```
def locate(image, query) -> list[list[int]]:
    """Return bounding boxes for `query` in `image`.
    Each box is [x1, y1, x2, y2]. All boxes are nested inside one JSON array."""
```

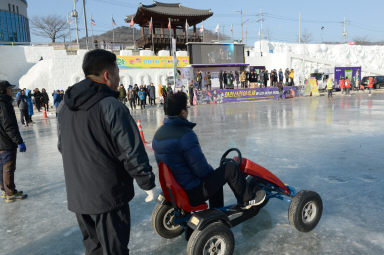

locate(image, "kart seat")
[[158, 162, 208, 213]]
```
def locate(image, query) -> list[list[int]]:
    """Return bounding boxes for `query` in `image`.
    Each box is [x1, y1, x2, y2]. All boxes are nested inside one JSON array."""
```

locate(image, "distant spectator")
[[52, 90, 62, 117], [138, 88, 146, 109], [149, 83, 156, 105], [205, 72, 212, 90], [285, 68, 290, 84], [127, 88, 136, 110], [118, 84, 127, 103], [17, 90, 29, 126], [41, 88, 49, 111], [279, 69, 284, 83], [33, 88, 42, 112], [25, 89, 34, 123], [289, 69, 295, 86]]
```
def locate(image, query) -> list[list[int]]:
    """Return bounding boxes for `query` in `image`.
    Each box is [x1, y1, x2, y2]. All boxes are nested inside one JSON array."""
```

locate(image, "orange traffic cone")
[[137, 120, 149, 144], [42, 107, 48, 119]]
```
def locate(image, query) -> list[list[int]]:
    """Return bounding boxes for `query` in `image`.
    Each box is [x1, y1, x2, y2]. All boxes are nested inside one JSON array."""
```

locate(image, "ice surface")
[[1, 93, 384, 254]]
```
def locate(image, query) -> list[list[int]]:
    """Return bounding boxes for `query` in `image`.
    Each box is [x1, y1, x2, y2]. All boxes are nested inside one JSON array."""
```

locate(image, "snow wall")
[[247, 40, 384, 85], [0, 41, 383, 98]]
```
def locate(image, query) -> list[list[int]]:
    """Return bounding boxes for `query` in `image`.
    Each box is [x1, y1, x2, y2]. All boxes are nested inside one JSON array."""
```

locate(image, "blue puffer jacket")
[[152, 117, 213, 190]]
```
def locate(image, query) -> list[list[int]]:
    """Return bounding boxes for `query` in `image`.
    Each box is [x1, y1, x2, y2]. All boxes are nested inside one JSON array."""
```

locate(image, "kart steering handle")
[[220, 148, 242, 167]]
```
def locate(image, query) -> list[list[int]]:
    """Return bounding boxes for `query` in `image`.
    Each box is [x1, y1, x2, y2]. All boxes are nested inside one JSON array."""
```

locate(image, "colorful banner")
[[194, 87, 299, 105], [117, 56, 189, 69]]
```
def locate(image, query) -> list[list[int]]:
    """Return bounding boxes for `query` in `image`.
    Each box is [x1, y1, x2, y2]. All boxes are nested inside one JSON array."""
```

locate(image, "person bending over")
[[152, 92, 265, 209]]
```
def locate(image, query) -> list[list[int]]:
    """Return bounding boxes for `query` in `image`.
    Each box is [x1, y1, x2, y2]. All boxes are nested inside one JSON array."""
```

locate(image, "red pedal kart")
[[152, 148, 323, 255]]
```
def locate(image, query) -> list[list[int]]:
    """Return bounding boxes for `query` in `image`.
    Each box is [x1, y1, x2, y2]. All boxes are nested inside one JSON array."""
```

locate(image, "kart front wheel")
[[151, 203, 184, 239], [288, 190, 323, 232], [187, 222, 234, 255]]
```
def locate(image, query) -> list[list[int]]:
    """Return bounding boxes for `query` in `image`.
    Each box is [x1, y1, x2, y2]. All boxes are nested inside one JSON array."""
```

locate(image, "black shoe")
[[242, 190, 266, 209]]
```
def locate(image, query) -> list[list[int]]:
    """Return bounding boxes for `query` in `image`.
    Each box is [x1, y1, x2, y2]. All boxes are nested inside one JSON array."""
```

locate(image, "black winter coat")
[[0, 95, 23, 150], [58, 78, 155, 214]]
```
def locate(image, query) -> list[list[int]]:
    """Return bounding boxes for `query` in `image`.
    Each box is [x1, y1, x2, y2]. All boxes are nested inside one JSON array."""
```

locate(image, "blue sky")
[[28, 0, 384, 45]]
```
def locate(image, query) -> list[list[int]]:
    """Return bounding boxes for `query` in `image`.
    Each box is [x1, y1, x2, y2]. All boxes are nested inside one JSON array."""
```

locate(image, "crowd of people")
[[118, 83, 175, 110], [15, 88, 64, 126], [194, 68, 295, 90]]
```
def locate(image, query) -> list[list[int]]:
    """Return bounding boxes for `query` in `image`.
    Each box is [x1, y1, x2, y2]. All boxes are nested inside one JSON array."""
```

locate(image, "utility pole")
[[245, 24, 248, 45], [260, 9, 263, 41], [71, 0, 79, 45], [299, 12, 301, 44], [343, 17, 347, 43], [82, 0, 89, 50], [241, 9, 243, 42]]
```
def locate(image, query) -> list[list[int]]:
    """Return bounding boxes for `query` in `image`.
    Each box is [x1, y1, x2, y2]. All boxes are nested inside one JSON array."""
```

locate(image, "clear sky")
[[28, 0, 384, 45]]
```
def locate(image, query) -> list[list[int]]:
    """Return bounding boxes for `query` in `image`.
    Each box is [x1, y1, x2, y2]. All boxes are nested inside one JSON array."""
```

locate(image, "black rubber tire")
[[187, 222, 234, 255], [288, 190, 323, 232], [151, 203, 184, 239]]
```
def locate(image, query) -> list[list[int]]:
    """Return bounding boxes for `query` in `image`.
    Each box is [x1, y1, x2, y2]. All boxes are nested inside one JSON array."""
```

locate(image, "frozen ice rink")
[[1, 93, 384, 255]]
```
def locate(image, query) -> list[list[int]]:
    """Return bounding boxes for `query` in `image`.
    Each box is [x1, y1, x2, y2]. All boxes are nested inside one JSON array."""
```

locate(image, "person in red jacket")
[[345, 77, 351, 96], [368, 76, 374, 95], [340, 77, 345, 94]]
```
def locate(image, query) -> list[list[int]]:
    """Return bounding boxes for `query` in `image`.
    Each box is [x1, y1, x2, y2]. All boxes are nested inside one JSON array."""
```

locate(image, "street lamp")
[[71, 0, 79, 45]]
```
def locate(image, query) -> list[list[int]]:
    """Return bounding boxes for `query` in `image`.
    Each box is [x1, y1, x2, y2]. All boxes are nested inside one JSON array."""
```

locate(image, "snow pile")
[[247, 40, 384, 84]]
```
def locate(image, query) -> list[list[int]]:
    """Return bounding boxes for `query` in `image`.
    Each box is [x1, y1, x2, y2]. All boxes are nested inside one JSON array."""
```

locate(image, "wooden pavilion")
[[125, 1, 213, 52]]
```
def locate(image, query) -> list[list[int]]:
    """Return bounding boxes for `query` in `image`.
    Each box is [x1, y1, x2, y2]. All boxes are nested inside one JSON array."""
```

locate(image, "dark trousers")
[[327, 89, 333, 98], [76, 204, 131, 255], [149, 98, 156, 105], [35, 101, 41, 112], [140, 100, 145, 109], [129, 99, 135, 110], [20, 109, 28, 125], [186, 162, 253, 208], [346, 87, 350, 95], [42, 103, 49, 111], [0, 150, 17, 196], [219, 80, 223, 89], [197, 81, 202, 90]]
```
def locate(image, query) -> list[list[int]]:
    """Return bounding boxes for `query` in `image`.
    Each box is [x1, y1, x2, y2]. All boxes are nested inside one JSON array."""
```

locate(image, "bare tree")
[[300, 30, 313, 43], [31, 15, 68, 43]]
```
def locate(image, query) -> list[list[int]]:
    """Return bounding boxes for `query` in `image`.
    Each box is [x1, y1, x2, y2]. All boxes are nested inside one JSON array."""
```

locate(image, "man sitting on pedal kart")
[[152, 92, 266, 209]]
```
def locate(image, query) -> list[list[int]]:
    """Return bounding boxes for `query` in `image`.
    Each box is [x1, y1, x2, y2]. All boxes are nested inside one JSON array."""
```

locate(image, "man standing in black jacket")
[[57, 49, 155, 254], [0, 80, 27, 203]]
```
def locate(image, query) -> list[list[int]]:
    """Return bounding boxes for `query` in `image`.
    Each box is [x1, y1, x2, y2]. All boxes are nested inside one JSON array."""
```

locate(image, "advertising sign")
[[194, 87, 299, 104], [117, 56, 189, 69], [334, 67, 361, 89]]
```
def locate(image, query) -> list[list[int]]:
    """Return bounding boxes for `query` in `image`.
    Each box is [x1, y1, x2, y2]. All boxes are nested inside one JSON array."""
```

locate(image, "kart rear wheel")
[[152, 203, 184, 239], [187, 222, 234, 255], [288, 190, 323, 232]]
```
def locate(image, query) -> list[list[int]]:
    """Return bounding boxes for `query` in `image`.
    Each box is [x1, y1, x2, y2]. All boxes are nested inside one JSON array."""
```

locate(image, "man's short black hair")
[[165, 91, 187, 116], [82, 49, 117, 76]]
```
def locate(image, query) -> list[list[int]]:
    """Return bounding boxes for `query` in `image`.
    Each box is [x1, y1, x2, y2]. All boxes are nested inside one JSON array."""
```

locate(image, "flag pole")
[[91, 16, 94, 49], [169, 18, 172, 55], [112, 16, 115, 50], [151, 17, 154, 52], [186, 19, 188, 44]]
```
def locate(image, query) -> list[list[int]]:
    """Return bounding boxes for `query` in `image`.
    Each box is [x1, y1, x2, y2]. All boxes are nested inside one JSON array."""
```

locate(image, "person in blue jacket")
[[25, 89, 34, 123], [152, 92, 266, 209], [52, 90, 62, 117], [138, 87, 146, 109]]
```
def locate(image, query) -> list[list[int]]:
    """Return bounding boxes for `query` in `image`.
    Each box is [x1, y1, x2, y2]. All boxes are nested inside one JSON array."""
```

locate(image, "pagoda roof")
[[125, 1, 213, 27]]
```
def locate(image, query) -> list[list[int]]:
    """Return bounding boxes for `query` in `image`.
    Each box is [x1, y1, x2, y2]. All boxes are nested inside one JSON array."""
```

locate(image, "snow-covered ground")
[[1, 93, 384, 254]]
